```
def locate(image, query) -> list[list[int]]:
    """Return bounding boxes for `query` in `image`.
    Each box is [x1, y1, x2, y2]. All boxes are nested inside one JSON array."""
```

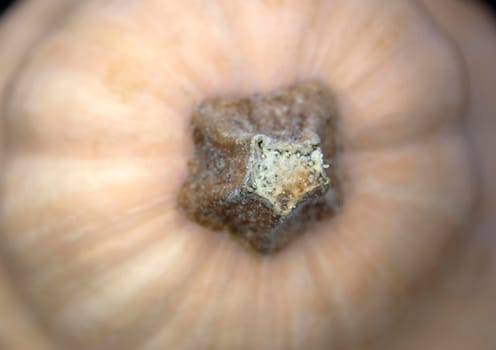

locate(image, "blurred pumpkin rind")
[[0, 1, 485, 350]]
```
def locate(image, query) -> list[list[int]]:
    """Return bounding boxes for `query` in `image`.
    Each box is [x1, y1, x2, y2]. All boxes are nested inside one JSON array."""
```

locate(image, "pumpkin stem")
[[178, 81, 342, 254]]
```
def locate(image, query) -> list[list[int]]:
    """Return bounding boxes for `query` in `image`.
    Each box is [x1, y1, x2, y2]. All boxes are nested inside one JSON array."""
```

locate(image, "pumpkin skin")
[[0, 0, 493, 349]]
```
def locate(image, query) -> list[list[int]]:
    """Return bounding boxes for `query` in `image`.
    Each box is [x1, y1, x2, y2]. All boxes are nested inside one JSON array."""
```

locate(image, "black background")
[[1, 0, 496, 16], [0, 0, 14, 14]]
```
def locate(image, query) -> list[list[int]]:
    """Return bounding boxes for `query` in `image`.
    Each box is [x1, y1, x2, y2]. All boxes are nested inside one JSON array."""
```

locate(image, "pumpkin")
[[0, 0, 494, 349]]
